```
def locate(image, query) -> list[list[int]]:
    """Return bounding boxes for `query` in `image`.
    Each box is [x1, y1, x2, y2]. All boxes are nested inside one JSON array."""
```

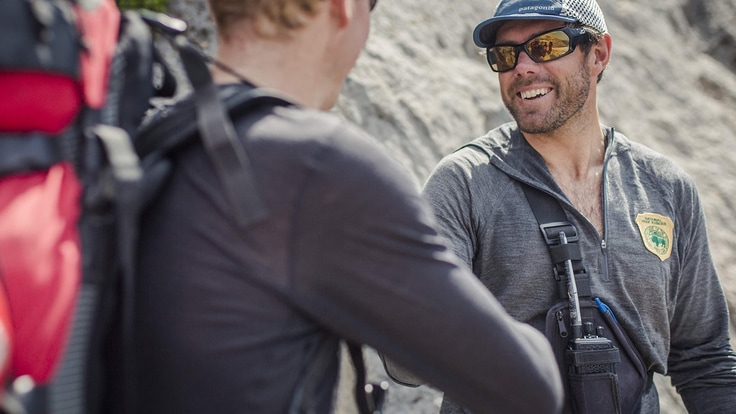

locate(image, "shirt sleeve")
[[421, 152, 478, 267], [666, 179, 736, 410], [289, 126, 563, 414]]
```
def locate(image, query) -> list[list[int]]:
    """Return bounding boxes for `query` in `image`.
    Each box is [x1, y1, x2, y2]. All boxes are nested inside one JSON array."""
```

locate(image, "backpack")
[[0, 2, 384, 413], [0, 1, 181, 412]]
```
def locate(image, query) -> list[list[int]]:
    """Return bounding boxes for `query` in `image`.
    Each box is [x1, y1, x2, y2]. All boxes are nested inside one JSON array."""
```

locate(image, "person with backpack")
[[421, 0, 736, 413], [126, 0, 564, 413]]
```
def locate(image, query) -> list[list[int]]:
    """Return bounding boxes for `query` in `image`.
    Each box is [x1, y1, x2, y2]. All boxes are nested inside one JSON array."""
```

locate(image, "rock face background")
[[165, 0, 736, 412]]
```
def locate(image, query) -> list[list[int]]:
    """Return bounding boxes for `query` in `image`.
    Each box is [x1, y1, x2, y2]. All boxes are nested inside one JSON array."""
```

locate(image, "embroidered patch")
[[635, 213, 674, 261]]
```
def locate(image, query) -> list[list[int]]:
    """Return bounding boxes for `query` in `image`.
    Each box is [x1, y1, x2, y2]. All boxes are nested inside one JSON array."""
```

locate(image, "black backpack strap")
[[286, 341, 387, 414], [520, 184, 591, 300], [288, 338, 339, 414], [174, 35, 270, 227], [348, 343, 388, 414], [134, 85, 292, 160], [0, 133, 65, 176]]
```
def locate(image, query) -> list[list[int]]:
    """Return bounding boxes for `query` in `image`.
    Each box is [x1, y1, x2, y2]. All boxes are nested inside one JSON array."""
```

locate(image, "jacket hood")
[[459, 122, 629, 195]]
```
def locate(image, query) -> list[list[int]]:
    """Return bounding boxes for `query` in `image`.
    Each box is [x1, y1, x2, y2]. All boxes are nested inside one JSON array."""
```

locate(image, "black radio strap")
[[521, 184, 591, 299]]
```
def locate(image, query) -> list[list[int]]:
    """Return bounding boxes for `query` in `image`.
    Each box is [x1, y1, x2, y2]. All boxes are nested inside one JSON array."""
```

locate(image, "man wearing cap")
[[422, 0, 736, 413]]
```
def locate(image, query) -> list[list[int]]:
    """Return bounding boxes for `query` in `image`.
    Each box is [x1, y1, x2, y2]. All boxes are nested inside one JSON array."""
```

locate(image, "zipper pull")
[[556, 310, 568, 338]]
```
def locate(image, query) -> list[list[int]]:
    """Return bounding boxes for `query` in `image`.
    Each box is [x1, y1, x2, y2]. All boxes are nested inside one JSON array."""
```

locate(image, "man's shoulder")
[[425, 123, 520, 193], [442, 122, 516, 161], [250, 104, 368, 149], [433, 122, 521, 175], [611, 130, 691, 179], [249, 104, 419, 191], [610, 130, 699, 201], [157, 84, 367, 151]]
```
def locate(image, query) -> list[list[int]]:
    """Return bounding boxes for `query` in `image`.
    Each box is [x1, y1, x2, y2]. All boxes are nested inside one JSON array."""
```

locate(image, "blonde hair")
[[208, 0, 324, 40]]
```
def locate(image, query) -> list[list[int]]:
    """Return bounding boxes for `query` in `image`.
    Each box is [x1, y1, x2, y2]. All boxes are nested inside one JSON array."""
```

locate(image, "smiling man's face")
[[496, 20, 593, 135]]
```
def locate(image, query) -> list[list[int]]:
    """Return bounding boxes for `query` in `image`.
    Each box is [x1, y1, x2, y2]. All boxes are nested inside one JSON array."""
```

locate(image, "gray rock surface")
[[164, 0, 736, 412]]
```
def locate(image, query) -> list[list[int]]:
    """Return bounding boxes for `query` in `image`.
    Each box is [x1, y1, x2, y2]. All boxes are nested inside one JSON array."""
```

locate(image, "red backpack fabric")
[[0, 0, 119, 386], [0, 164, 82, 383], [0, 1, 173, 411]]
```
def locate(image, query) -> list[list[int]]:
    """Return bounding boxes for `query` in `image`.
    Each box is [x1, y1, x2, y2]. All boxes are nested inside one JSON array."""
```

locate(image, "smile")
[[520, 88, 551, 100]]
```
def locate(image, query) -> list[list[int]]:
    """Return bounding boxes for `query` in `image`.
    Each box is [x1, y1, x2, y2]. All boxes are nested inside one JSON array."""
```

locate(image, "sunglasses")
[[370, 0, 378, 11], [486, 27, 591, 73]]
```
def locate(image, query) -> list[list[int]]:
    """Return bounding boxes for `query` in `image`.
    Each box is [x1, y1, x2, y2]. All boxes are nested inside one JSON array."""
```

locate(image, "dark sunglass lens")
[[489, 46, 518, 72], [369, 0, 377, 11], [527, 30, 572, 62]]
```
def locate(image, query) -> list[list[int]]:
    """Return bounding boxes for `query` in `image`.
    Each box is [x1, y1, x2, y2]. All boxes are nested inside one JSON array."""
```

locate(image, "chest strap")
[[0, 131, 79, 177], [521, 184, 591, 300]]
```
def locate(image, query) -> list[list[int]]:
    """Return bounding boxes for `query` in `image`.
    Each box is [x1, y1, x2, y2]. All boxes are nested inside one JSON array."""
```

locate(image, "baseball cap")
[[473, 0, 608, 48]]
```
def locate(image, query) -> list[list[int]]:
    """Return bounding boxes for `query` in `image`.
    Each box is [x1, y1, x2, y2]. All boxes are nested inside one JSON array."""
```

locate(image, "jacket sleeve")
[[667, 180, 736, 412], [289, 128, 563, 414], [421, 152, 478, 269]]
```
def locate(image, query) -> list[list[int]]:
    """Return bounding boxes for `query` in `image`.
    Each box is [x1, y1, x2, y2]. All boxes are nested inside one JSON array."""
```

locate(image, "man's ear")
[[330, 0, 351, 28], [592, 33, 612, 75]]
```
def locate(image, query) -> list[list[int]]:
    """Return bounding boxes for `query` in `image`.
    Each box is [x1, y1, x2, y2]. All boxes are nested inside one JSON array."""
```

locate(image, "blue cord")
[[594, 297, 619, 324]]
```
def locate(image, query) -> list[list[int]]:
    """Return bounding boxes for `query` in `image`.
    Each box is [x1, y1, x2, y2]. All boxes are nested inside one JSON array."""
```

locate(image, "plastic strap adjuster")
[[540, 221, 579, 245]]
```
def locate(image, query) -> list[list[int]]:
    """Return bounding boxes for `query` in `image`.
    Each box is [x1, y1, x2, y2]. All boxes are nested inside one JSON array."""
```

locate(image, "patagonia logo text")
[[519, 6, 557, 12]]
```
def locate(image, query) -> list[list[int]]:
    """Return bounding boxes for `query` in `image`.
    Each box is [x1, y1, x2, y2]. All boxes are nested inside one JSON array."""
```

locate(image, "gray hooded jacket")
[[423, 122, 736, 413]]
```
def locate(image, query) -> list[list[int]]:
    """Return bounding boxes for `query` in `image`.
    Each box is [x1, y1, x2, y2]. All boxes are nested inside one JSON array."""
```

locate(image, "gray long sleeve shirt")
[[131, 89, 563, 414], [423, 122, 736, 413]]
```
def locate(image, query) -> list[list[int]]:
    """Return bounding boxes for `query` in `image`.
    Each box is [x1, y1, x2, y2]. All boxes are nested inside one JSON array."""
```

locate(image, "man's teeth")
[[520, 88, 550, 99]]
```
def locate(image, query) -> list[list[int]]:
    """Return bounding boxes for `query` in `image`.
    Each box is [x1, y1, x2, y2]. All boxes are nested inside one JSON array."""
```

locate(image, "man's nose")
[[514, 50, 540, 74]]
